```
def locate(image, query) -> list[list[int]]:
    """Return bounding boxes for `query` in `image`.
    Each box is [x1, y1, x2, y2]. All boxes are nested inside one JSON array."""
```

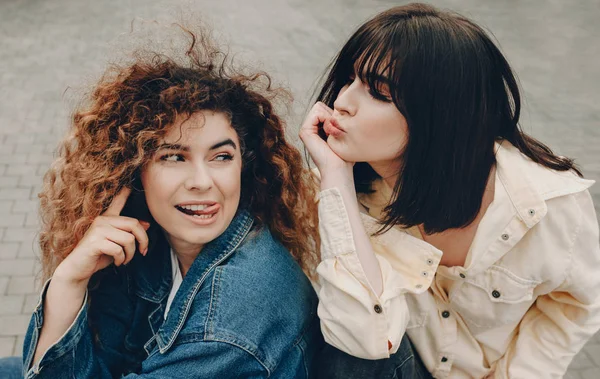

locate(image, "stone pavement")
[[0, 0, 598, 377]]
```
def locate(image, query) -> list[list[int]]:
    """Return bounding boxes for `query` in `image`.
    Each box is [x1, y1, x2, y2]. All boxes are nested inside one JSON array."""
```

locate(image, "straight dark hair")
[[316, 3, 581, 234]]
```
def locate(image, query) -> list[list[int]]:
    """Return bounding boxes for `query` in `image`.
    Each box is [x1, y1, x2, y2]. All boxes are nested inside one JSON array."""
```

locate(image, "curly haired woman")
[[3, 28, 323, 378]]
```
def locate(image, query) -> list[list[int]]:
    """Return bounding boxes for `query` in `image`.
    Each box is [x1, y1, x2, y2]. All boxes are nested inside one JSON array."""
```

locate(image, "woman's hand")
[[299, 102, 353, 178], [53, 188, 150, 285], [33, 188, 151, 365]]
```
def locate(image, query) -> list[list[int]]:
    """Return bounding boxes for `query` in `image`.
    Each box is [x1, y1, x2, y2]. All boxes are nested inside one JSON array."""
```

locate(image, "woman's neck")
[[164, 232, 203, 277], [368, 160, 401, 189]]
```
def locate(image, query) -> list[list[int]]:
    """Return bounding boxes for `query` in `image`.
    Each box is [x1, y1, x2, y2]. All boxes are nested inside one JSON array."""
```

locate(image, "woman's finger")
[[103, 188, 131, 217], [101, 226, 137, 265], [97, 239, 126, 267], [315, 101, 333, 114], [100, 216, 150, 255]]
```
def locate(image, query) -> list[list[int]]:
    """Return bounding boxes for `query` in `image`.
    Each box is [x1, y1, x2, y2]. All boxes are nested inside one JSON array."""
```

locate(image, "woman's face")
[[141, 111, 242, 253], [325, 69, 408, 177]]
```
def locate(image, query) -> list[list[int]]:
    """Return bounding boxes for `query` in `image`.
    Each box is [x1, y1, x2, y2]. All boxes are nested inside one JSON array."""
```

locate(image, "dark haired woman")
[[300, 3, 600, 378], [2, 28, 323, 378]]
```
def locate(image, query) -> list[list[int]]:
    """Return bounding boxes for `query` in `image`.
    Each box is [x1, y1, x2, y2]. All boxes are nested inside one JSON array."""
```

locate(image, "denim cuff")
[[23, 278, 89, 378]]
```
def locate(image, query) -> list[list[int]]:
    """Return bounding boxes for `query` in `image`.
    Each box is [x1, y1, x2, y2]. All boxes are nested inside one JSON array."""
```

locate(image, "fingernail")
[[140, 221, 151, 230]]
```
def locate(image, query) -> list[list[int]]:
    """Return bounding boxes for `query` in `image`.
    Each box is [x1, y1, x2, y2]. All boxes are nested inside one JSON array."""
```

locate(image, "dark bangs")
[[318, 19, 402, 109]]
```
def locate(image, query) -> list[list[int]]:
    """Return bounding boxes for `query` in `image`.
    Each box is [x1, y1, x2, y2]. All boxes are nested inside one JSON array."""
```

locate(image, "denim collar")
[[129, 210, 254, 307], [131, 210, 254, 353]]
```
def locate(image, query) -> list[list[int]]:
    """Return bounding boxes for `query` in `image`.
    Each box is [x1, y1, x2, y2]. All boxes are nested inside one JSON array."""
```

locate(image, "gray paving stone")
[[15, 143, 45, 154], [35, 165, 49, 176], [586, 343, 600, 367], [7, 276, 37, 295], [0, 260, 35, 276], [18, 239, 38, 259], [11, 200, 38, 214], [26, 153, 53, 165], [2, 228, 37, 243], [0, 315, 30, 336], [17, 175, 43, 187], [0, 337, 15, 357], [4, 136, 34, 145], [5, 164, 37, 177], [570, 349, 596, 370], [13, 334, 24, 357], [0, 243, 19, 260], [582, 368, 600, 379], [0, 295, 25, 315], [24, 213, 39, 227], [0, 213, 25, 228], [0, 177, 19, 188], [0, 201, 13, 213], [22, 294, 39, 314], [0, 188, 30, 201], [0, 277, 8, 296]]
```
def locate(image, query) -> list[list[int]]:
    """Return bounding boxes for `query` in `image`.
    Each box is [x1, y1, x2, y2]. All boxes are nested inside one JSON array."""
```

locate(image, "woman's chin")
[[326, 139, 359, 163]]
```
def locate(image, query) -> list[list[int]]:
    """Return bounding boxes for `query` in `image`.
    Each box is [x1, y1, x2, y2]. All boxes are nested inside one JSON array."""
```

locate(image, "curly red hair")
[[39, 29, 319, 281]]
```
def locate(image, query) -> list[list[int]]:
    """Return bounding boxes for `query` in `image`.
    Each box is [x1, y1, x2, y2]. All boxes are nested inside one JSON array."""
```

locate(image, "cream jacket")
[[315, 141, 600, 378]]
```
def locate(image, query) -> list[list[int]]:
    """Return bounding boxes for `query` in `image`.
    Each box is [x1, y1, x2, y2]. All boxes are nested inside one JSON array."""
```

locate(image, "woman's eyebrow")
[[209, 139, 237, 151], [156, 143, 189, 151], [366, 73, 392, 85], [156, 139, 237, 152]]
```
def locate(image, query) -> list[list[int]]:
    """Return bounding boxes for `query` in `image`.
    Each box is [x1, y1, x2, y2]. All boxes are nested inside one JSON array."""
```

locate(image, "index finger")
[[315, 102, 333, 114], [103, 187, 131, 216]]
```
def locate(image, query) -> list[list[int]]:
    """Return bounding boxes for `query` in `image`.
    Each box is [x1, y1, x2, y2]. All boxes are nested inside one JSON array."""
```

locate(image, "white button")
[[501, 233, 509, 241], [528, 209, 535, 216], [416, 284, 423, 289], [426, 259, 434, 266], [421, 271, 429, 277]]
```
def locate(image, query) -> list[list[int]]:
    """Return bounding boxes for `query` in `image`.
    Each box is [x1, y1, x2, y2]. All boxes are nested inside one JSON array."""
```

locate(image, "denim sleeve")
[[21, 279, 116, 378], [22, 270, 135, 379], [122, 340, 268, 378]]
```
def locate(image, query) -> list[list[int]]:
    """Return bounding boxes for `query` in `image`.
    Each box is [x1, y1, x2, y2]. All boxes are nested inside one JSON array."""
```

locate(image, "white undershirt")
[[164, 248, 183, 319]]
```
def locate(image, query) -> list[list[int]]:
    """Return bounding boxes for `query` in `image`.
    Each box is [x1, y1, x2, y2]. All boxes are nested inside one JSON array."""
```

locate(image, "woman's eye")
[[214, 153, 234, 162], [160, 154, 184, 162], [369, 89, 392, 103]]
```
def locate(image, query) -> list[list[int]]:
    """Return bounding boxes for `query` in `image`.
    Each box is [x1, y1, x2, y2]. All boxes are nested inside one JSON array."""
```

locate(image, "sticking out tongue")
[[176, 204, 220, 216]]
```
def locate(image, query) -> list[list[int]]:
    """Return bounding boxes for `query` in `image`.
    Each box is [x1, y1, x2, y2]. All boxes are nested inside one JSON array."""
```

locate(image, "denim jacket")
[[22, 210, 323, 378]]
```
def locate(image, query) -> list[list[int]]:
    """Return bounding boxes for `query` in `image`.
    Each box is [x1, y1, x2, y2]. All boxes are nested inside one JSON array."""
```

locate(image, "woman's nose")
[[184, 165, 213, 191], [333, 81, 358, 116]]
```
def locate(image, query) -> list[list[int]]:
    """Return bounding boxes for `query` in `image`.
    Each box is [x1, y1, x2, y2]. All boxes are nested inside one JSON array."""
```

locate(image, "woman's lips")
[[176, 204, 221, 226], [323, 118, 346, 137]]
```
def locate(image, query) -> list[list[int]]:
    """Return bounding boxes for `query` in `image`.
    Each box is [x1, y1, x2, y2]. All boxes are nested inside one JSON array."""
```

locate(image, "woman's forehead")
[[161, 111, 238, 147]]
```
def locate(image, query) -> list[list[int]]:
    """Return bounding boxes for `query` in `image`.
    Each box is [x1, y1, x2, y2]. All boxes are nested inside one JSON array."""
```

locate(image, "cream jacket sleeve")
[[493, 190, 600, 378], [316, 187, 442, 359]]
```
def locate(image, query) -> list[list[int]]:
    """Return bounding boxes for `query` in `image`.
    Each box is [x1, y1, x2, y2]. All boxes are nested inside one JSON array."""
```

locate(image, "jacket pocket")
[[450, 265, 540, 329], [405, 292, 430, 329]]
